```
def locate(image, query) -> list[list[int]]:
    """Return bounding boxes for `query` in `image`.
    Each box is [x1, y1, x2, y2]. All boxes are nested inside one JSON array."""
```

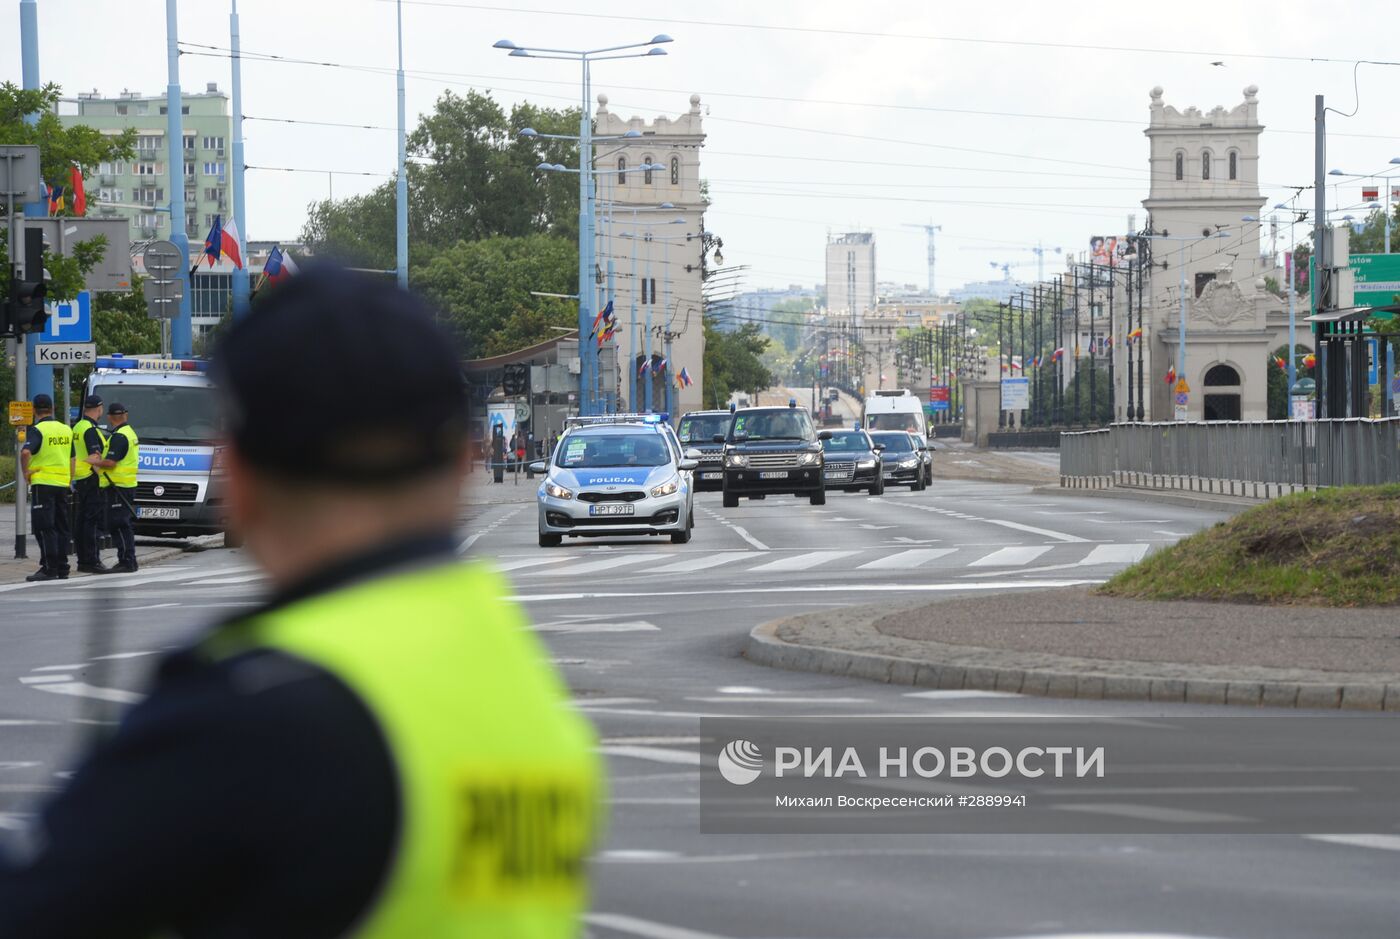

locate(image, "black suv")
[[677, 409, 732, 492], [718, 404, 830, 507]]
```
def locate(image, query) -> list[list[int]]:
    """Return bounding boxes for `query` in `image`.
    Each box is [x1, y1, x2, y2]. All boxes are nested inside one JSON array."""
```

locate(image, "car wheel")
[[809, 488, 826, 506], [670, 524, 692, 544], [538, 532, 562, 548], [911, 474, 925, 492], [722, 491, 739, 508], [925, 465, 934, 486]]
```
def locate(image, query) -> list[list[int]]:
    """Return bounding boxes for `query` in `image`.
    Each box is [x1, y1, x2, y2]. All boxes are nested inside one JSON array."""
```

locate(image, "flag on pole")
[[654, 356, 668, 373], [258, 246, 300, 290], [678, 367, 693, 387], [221, 217, 245, 269], [1164, 365, 1177, 385], [1362, 185, 1380, 201], [1051, 347, 1065, 363], [68, 165, 86, 217], [201, 215, 225, 268], [1126, 328, 1143, 344], [1302, 353, 1317, 370], [1272, 354, 1286, 370], [45, 183, 64, 216], [589, 300, 613, 339], [638, 357, 651, 376]]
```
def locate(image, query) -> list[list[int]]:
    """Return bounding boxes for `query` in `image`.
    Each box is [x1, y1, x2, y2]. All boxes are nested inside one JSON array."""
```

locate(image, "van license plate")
[[759, 471, 788, 479], [589, 503, 635, 516], [138, 506, 180, 520]]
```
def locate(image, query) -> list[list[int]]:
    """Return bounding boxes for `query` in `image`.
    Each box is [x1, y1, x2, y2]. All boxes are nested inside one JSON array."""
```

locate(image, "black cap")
[[83, 394, 103, 409], [212, 264, 467, 483], [31, 393, 52, 410], [106, 402, 127, 415]]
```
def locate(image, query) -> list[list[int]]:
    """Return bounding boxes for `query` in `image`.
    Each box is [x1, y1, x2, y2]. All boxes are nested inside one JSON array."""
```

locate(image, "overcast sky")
[[5, 0, 1397, 291]]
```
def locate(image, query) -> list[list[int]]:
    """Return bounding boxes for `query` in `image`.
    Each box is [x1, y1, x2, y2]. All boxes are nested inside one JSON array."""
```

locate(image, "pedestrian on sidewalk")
[[18, 394, 72, 582], [70, 395, 109, 574], [88, 402, 139, 574], [0, 265, 602, 938]]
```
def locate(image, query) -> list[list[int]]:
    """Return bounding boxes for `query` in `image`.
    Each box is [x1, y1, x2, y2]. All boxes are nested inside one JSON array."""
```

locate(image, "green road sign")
[[1349, 253, 1400, 310]]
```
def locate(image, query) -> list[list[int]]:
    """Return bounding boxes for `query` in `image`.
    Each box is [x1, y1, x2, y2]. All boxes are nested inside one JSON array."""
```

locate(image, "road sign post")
[[1173, 378, 1190, 421], [2, 145, 42, 561], [143, 241, 185, 357]]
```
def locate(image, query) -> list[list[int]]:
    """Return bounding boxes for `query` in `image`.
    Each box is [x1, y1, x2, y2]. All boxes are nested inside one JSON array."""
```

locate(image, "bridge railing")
[[1061, 419, 1400, 496]]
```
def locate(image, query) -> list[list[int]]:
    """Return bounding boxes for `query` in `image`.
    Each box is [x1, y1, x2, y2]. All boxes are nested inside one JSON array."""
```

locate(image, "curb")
[[0, 533, 225, 586], [1029, 484, 1261, 514], [743, 608, 1400, 711]]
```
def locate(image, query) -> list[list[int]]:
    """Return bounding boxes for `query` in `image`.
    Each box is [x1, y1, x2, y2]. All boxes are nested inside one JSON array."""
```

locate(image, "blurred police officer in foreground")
[[0, 267, 603, 938], [89, 401, 139, 573], [18, 394, 72, 582], [70, 394, 110, 574]]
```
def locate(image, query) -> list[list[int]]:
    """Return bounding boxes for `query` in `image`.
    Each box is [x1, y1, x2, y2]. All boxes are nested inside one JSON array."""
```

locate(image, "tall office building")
[[825, 232, 876, 326]]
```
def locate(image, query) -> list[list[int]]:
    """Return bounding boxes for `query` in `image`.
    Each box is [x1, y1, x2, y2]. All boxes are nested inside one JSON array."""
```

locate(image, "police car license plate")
[[137, 506, 180, 520], [759, 471, 788, 479], [701, 472, 722, 480], [589, 503, 635, 516]]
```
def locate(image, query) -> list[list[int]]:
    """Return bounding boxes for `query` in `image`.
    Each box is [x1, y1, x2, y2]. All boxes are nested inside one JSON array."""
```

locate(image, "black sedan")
[[868, 431, 927, 491], [820, 428, 884, 495]]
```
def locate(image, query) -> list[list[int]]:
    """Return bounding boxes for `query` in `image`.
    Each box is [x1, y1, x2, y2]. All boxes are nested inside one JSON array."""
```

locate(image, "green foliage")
[[1349, 204, 1400, 257], [703, 321, 772, 407], [764, 298, 813, 354], [411, 234, 576, 358], [1266, 344, 1315, 419], [1100, 484, 1400, 606], [0, 82, 135, 192], [1062, 361, 1113, 425], [301, 90, 579, 270]]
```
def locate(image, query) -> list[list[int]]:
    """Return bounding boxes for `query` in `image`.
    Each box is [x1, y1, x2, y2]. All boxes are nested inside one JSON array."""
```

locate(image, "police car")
[[85, 356, 231, 541], [530, 414, 700, 548]]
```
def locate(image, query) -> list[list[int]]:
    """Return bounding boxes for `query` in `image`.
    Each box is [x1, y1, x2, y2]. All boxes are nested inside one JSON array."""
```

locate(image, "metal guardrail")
[[1061, 419, 1400, 496]]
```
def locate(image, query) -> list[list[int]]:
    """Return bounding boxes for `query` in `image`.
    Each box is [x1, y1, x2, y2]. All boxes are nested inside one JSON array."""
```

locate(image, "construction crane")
[[901, 222, 942, 295], [959, 242, 1063, 283], [989, 260, 1037, 282]]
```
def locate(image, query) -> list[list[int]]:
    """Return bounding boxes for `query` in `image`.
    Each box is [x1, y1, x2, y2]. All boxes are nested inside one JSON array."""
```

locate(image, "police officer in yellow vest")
[[0, 266, 603, 938], [18, 394, 73, 582], [88, 400, 140, 573], [70, 394, 110, 574]]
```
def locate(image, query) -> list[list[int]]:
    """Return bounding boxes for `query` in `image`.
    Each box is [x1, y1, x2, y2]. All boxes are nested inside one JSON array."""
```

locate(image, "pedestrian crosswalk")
[[502, 542, 1153, 581]]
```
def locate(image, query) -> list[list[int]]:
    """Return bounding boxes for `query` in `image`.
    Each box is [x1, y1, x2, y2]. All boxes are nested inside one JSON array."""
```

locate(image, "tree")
[[1266, 344, 1315, 419], [301, 90, 579, 268], [410, 234, 577, 357], [764, 298, 813, 354], [703, 320, 771, 407]]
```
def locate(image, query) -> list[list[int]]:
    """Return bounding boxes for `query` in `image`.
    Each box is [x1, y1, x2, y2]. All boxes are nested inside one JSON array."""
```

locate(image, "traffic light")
[[501, 363, 529, 396], [3, 228, 49, 337]]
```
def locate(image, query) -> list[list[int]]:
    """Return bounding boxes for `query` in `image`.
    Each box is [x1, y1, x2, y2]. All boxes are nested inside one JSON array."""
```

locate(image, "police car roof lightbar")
[[94, 355, 209, 373], [564, 413, 669, 428]]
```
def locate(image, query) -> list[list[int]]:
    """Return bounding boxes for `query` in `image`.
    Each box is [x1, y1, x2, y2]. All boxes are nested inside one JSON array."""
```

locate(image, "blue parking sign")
[[36, 290, 92, 344]]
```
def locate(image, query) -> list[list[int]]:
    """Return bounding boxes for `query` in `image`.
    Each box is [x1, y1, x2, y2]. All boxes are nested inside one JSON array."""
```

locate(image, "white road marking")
[[1155, 529, 1192, 537], [491, 556, 574, 573], [459, 505, 525, 553], [185, 573, 266, 586], [0, 762, 40, 770], [0, 814, 33, 831], [968, 545, 1052, 567], [0, 720, 57, 726], [857, 548, 956, 570], [905, 690, 1021, 700], [597, 850, 682, 861], [32, 664, 86, 672], [686, 695, 870, 704], [19, 675, 74, 684], [585, 913, 732, 939], [982, 518, 1090, 543], [598, 737, 701, 746], [542, 555, 657, 577], [716, 686, 768, 694], [24, 682, 143, 705], [1306, 834, 1400, 852], [597, 745, 701, 766], [650, 552, 754, 574], [1080, 543, 1151, 565], [1052, 803, 1252, 824], [571, 697, 654, 708], [91, 651, 160, 661], [67, 568, 203, 589], [748, 550, 858, 573], [515, 579, 1104, 602], [534, 620, 659, 634]]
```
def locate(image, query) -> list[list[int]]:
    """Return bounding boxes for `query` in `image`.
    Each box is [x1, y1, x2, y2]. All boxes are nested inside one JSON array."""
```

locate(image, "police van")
[[85, 356, 230, 542]]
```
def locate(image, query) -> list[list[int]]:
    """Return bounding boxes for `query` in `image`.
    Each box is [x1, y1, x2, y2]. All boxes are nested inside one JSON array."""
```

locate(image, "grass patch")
[[1099, 484, 1400, 607]]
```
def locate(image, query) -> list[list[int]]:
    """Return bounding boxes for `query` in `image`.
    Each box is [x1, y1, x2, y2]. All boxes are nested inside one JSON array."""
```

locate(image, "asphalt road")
[[1, 480, 1397, 938]]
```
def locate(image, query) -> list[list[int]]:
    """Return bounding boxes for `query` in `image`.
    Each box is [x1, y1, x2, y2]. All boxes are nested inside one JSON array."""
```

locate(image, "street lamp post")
[[494, 34, 673, 415], [1138, 230, 1231, 418]]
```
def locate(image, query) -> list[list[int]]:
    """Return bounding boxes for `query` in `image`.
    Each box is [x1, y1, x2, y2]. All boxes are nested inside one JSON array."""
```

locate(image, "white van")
[[86, 355, 229, 541], [862, 389, 928, 439]]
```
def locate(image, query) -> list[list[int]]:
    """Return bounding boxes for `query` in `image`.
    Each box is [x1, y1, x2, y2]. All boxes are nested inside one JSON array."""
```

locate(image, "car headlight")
[[543, 480, 573, 500], [796, 451, 820, 466], [725, 453, 748, 467], [899, 458, 919, 469], [857, 458, 877, 469], [651, 477, 681, 498]]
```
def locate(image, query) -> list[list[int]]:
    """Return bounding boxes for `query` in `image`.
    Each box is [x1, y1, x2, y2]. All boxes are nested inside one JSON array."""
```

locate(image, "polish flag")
[[221, 218, 245, 269]]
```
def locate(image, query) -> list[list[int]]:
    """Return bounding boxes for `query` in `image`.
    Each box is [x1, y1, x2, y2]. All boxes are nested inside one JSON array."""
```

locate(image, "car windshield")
[[821, 431, 869, 453], [557, 432, 672, 469], [867, 412, 922, 433], [869, 432, 915, 452], [678, 414, 730, 444], [729, 410, 814, 442], [90, 382, 221, 445]]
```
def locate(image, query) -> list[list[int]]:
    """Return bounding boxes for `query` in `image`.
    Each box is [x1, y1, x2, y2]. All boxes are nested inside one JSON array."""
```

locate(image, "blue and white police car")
[[86, 355, 231, 541], [531, 415, 700, 548]]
